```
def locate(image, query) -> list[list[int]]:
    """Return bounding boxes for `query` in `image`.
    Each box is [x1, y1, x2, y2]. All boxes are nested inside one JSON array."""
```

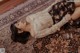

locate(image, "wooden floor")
[[0, 0, 26, 14], [0, 0, 10, 5]]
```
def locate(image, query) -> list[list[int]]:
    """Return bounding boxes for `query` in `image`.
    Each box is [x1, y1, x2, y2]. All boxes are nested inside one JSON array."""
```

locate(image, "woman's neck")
[[25, 24, 31, 32]]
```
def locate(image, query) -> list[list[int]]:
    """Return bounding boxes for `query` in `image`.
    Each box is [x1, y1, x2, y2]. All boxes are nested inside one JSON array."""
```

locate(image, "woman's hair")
[[10, 22, 30, 44]]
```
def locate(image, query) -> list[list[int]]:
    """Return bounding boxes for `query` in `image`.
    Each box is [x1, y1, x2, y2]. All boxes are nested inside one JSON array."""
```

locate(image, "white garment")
[[26, 11, 53, 36], [26, 11, 71, 38]]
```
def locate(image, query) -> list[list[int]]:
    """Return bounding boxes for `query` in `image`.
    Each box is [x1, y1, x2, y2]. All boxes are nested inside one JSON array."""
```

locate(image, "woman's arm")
[[33, 14, 71, 38]]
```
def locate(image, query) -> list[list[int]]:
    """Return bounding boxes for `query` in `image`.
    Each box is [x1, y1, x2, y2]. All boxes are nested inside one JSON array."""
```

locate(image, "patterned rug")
[[33, 27, 80, 53], [0, 0, 80, 53]]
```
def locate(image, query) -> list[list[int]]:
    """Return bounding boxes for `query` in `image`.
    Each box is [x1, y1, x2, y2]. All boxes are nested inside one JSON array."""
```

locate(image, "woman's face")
[[15, 21, 27, 33]]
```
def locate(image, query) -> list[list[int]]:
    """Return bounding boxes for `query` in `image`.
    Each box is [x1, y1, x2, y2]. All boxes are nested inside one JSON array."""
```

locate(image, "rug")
[[0, 0, 80, 53], [33, 27, 80, 53]]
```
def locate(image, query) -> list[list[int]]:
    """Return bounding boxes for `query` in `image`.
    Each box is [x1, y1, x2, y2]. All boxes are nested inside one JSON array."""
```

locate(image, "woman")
[[10, 0, 80, 43]]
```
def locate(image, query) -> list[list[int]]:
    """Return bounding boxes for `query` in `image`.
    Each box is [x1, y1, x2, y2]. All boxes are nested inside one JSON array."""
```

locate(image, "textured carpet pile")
[[0, 0, 80, 53]]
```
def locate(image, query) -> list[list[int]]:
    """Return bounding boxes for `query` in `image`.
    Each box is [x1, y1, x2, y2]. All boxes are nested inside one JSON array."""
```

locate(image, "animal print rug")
[[0, 0, 80, 53]]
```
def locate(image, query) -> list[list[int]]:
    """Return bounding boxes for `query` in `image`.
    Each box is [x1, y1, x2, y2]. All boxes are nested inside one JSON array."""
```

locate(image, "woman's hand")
[[61, 14, 71, 23]]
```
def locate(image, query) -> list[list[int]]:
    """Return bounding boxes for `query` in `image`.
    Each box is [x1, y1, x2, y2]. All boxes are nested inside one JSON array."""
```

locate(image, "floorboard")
[[0, 0, 26, 14]]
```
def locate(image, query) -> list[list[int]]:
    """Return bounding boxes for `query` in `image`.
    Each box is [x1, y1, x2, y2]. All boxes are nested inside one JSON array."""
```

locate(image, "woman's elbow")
[[31, 34, 39, 38], [32, 34, 43, 38]]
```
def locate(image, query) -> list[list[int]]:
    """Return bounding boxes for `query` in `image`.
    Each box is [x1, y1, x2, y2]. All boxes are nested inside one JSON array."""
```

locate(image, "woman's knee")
[[75, 2, 80, 7], [71, 7, 80, 20]]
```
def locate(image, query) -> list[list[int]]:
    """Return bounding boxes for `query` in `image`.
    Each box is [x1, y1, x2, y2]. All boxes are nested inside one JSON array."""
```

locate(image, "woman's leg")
[[74, 0, 80, 7], [71, 7, 80, 20], [75, 1, 80, 7]]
